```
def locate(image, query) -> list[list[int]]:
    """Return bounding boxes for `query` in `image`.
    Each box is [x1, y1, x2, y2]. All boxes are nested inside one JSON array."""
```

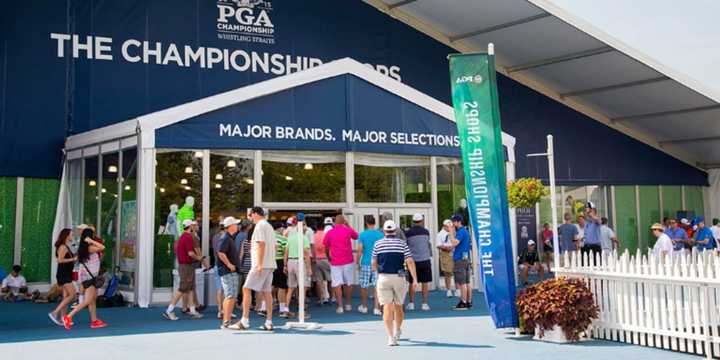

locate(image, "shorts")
[[221, 272, 239, 299], [273, 259, 288, 289], [453, 259, 470, 285], [178, 264, 196, 292], [56, 271, 73, 286], [358, 264, 377, 289], [312, 259, 331, 282], [439, 251, 454, 276], [408, 259, 432, 283], [519, 263, 544, 272], [331, 263, 355, 287], [287, 259, 312, 288], [377, 274, 408, 305], [244, 268, 274, 293]]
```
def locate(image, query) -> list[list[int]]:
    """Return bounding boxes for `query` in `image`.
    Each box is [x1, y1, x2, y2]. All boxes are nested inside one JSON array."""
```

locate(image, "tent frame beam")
[[559, 76, 670, 98], [449, 13, 551, 42], [506, 46, 614, 73], [388, 0, 417, 9], [612, 104, 720, 123], [660, 135, 720, 146]]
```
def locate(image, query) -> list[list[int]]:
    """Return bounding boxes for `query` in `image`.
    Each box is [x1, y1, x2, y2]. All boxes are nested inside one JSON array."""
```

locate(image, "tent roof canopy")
[[65, 57, 515, 158]]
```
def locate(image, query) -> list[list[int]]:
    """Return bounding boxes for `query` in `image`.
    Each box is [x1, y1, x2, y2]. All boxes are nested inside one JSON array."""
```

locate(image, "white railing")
[[554, 249, 720, 359]]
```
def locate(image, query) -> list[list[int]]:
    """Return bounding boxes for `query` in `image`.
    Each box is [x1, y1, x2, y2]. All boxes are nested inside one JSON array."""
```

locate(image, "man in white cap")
[[372, 220, 418, 346], [518, 239, 543, 286], [404, 213, 432, 311], [217, 216, 241, 329], [163, 219, 204, 320], [436, 219, 455, 297]]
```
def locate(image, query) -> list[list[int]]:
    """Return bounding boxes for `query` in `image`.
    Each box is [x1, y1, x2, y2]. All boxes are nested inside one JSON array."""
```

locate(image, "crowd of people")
[[650, 216, 720, 261], [163, 207, 474, 345], [517, 201, 618, 285]]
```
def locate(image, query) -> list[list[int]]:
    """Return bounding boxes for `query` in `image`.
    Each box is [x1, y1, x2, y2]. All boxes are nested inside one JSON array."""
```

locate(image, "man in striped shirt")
[[372, 220, 418, 347]]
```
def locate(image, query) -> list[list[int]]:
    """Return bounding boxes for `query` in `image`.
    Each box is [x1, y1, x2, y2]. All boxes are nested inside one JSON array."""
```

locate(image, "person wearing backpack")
[[48, 229, 77, 326], [62, 228, 107, 330]]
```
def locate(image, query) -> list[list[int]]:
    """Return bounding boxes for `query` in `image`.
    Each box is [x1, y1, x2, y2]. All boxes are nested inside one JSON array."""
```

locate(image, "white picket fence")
[[554, 249, 720, 359]]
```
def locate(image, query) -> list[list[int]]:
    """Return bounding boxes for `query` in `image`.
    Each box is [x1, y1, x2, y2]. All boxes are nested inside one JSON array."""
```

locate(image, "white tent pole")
[[297, 217, 306, 323], [547, 135, 560, 270]]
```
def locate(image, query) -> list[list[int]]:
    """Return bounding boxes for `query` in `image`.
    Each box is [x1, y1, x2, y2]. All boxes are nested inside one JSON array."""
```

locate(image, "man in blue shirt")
[[582, 203, 602, 262], [665, 218, 689, 252], [692, 217, 716, 250], [372, 220, 418, 346], [356, 215, 384, 315], [450, 214, 472, 311]]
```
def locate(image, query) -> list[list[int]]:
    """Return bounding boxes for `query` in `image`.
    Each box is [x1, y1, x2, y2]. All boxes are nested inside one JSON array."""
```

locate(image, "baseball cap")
[[451, 214, 463, 222], [182, 219, 197, 228], [650, 223, 664, 231], [297, 212, 305, 222], [383, 220, 397, 232], [222, 216, 240, 228], [286, 216, 297, 225], [527, 239, 535, 246], [680, 218, 690, 225], [250, 206, 265, 216], [412, 213, 424, 222], [442, 219, 452, 227], [323, 217, 333, 225]]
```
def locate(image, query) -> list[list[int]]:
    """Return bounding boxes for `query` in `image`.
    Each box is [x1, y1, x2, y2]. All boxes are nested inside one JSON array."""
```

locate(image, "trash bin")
[[172, 268, 205, 306], [205, 267, 217, 307]]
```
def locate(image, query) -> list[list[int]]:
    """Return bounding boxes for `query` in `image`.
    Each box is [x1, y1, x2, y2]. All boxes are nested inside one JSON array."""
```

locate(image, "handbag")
[[80, 261, 105, 289]]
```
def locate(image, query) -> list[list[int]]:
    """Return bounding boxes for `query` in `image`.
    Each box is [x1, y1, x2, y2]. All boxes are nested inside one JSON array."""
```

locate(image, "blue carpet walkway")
[[0, 291, 697, 359]]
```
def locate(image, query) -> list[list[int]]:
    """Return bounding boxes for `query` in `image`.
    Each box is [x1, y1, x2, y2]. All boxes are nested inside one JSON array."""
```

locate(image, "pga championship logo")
[[456, 74, 483, 84], [216, 0, 276, 45]]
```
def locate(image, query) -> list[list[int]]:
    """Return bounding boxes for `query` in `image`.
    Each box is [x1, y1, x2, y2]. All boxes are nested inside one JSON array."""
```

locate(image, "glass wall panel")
[[538, 190, 563, 237], [263, 151, 345, 203], [638, 186, 660, 251], [68, 159, 83, 228], [155, 150, 203, 287], [563, 186, 588, 221], [83, 156, 99, 227], [118, 148, 138, 290], [615, 186, 638, 253], [100, 153, 119, 270], [685, 186, 705, 217], [210, 150, 254, 257], [436, 158, 465, 228], [0, 177, 16, 271], [355, 153, 430, 203], [587, 186, 608, 219], [662, 185, 682, 219], [21, 178, 59, 282]]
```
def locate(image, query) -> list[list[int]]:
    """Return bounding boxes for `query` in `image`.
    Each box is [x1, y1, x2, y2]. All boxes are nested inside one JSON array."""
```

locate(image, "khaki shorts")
[[287, 259, 312, 288], [312, 259, 331, 281], [243, 268, 274, 293], [178, 264, 196, 293], [377, 274, 408, 306]]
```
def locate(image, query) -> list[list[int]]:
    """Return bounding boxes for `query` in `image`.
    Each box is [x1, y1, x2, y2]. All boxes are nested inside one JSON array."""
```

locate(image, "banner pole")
[[547, 135, 560, 270], [284, 212, 320, 330]]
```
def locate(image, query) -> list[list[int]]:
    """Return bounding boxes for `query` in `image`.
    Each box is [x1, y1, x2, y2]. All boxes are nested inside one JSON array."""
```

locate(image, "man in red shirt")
[[163, 220, 204, 320]]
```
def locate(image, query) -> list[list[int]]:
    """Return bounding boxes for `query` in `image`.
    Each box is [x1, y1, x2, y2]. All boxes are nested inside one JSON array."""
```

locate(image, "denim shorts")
[[221, 272, 240, 299]]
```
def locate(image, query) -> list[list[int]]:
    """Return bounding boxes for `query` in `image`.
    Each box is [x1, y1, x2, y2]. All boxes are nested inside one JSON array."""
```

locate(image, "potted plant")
[[516, 277, 599, 343], [507, 178, 548, 209]]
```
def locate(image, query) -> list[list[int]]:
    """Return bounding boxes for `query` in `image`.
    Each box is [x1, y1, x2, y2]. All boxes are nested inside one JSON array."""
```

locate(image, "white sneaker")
[[446, 290, 453, 298], [421, 303, 430, 311], [454, 289, 461, 297], [394, 328, 402, 341], [406, 302, 415, 311], [373, 308, 382, 316], [357, 305, 368, 314], [336, 307, 344, 314], [388, 336, 398, 346], [344, 304, 352, 312]]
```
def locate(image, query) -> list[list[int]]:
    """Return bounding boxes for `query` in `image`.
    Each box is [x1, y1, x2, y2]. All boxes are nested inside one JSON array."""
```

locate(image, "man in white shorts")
[[234, 207, 277, 331], [372, 220, 418, 346], [322, 215, 359, 314]]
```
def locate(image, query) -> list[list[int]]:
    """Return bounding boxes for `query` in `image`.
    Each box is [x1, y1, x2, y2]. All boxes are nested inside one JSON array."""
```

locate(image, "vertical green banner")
[[449, 52, 518, 328]]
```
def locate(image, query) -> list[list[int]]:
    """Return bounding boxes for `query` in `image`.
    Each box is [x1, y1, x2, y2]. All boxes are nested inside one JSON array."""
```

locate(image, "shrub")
[[507, 178, 548, 209], [516, 277, 599, 341]]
